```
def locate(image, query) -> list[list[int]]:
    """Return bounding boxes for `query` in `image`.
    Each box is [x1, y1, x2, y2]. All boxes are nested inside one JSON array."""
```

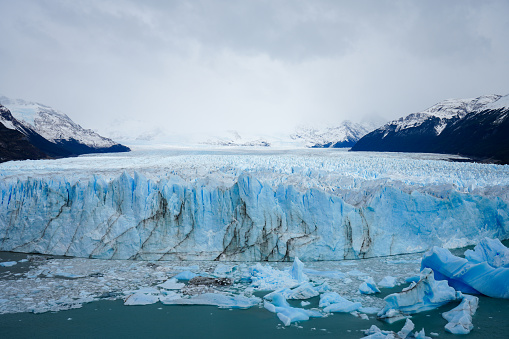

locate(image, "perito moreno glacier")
[[0, 148, 508, 261]]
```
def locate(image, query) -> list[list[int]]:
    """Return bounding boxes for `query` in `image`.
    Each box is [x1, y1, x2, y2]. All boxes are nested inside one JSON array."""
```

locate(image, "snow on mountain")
[[0, 96, 123, 149], [352, 94, 509, 164], [0, 148, 507, 261], [390, 95, 502, 135], [485, 94, 509, 111], [291, 120, 382, 148]]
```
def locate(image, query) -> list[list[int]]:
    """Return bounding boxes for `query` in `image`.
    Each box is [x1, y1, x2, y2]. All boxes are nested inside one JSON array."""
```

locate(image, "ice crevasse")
[[0, 160, 508, 261]]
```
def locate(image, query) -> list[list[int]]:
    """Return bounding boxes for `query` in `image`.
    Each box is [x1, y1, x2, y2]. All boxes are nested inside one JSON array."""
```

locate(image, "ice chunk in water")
[[442, 294, 479, 335], [289, 257, 308, 283], [421, 244, 509, 298], [264, 293, 322, 326], [359, 277, 381, 294], [124, 293, 159, 306], [173, 271, 197, 281], [319, 292, 362, 313], [157, 278, 185, 290], [378, 268, 459, 322], [0, 261, 17, 267], [378, 276, 397, 288], [161, 293, 261, 309], [464, 238, 509, 268]]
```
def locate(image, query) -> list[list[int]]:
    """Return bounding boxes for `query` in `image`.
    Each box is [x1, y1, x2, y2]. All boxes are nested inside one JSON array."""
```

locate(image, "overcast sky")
[[0, 0, 508, 140]]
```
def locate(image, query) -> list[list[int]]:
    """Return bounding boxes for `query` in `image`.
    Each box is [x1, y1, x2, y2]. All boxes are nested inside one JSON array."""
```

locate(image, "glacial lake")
[[1, 245, 508, 339]]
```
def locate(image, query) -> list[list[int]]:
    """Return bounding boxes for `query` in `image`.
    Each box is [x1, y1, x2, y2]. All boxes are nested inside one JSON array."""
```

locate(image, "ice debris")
[[359, 277, 381, 294], [0, 261, 17, 267], [264, 293, 322, 326], [157, 278, 185, 290], [162, 293, 261, 309], [263, 282, 324, 301], [378, 268, 459, 323], [173, 271, 198, 281], [378, 276, 397, 288], [319, 292, 362, 313], [442, 294, 479, 335], [421, 239, 509, 298], [289, 257, 307, 282], [363, 319, 431, 338]]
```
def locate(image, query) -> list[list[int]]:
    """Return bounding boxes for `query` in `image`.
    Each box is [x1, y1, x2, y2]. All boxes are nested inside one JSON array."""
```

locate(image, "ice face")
[[1, 149, 508, 262]]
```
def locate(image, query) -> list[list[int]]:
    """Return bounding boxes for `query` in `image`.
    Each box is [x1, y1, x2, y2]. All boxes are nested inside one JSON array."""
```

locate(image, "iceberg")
[[378, 268, 459, 322], [359, 276, 381, 294], [378, 276, 397, 288], [173, 271, 197, 281], [464, 238, 509, 268], [0, 261, 17, 267], [319, 292, 362, 313], [442, 294, 478, 335], [421, 240, 509, 298], [161, 293, 261, 309], [157, 278, 185, 290], [263, 293, 322, 326], [1, 150, 508, 261], [363, 319, 431, 339]]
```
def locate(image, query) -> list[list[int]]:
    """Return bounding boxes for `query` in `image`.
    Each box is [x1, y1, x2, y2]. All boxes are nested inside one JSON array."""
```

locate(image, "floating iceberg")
[[0, 261, 17, 267], [442, 294, 478, 335], [421, 240, 509, 298], [359, 277, 381, 294], [162, 293, 261, 309], [378, 268, 459, 322], [264, 293, 322, 326], [465, 238, 509, 268], [157, 278, 185, 290], [363, 319, 431, 339], [173, 271, 198, 281], [319, 292, 362, 313], [264, 282, 321, 301], [378, 276, 397, 288]]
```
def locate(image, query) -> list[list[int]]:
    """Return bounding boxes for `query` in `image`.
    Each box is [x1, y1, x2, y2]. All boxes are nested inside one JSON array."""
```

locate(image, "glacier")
[[1, 148, 508, 261]]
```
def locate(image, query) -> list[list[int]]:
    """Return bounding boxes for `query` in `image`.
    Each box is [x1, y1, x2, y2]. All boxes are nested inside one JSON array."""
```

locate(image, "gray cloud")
[[0, 0, 508, 140]]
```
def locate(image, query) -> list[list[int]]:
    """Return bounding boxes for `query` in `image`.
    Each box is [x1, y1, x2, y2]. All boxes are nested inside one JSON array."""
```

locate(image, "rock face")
[[0, 105, 54, 162], [0, 96, 130, 156], [351, 94, 509, 164]]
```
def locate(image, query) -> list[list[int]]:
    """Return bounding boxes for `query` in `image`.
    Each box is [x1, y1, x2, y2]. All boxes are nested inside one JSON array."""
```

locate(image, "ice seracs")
[[1, 150, 507, 261]]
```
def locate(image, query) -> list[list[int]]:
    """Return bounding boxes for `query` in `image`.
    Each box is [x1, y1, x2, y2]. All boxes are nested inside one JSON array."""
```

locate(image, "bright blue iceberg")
[[378, 268, 459, 323], [264, 293, 322, 326], [421, 239, 509, 298]]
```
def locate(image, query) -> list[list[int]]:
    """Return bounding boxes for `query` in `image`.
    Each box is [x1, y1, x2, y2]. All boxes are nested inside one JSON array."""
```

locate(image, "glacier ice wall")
[[1, 151, 508, 261]]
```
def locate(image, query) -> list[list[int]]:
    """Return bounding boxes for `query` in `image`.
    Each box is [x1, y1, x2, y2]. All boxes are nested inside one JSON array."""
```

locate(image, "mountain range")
[[0, 96, 129, 163], [351, 94, 509, 164]]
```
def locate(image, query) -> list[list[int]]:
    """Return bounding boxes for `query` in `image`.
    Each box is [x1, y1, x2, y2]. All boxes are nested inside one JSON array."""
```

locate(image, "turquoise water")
[[1, 245, 508, 339], [0, 290, 508, 338]]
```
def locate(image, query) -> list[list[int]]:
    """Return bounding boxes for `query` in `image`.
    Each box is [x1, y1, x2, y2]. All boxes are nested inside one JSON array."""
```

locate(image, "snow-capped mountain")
[[0, 105, 50, 162], [352, 94, 509, 164], [291, 120, 382, 148], [0, 96, 130, 155]]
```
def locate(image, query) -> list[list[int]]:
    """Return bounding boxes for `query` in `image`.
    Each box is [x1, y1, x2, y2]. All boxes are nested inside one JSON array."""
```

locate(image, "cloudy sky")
[[0, 0, 508, 141]]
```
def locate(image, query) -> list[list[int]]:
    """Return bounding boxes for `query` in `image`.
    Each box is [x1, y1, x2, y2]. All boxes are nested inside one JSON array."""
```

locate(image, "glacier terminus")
[[1, 147, 508, 261]]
